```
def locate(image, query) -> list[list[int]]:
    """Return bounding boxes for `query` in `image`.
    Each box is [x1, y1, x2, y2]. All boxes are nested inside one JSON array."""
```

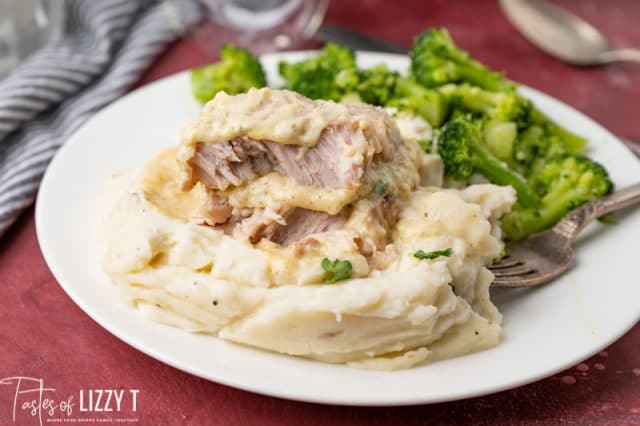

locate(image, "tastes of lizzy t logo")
[[0, 376, 140, 425]]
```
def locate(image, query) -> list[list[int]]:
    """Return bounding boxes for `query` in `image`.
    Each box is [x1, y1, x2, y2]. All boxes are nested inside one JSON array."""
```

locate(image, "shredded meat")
[[200, 192, 232, 225], [189, 139, 275, 190], [188, 125, 370, 192], [265, 208, 346, 246], [211, 195, 399, 252], [216, 206, 346, 246], [352, 197, 400, 256]]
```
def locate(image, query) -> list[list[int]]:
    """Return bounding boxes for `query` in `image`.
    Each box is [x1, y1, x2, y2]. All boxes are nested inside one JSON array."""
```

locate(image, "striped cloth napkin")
[[0, 0, 202, 237]]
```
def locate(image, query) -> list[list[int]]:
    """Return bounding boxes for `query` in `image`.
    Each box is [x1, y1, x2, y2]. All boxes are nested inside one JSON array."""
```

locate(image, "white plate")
[[36, 52, 640, 406]]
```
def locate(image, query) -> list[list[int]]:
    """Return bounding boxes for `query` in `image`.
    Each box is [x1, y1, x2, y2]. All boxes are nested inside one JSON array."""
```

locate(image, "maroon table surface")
[[2, 1, 640, 425]]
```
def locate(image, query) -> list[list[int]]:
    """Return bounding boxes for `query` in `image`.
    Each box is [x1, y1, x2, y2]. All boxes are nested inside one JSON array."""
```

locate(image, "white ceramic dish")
[[36, 52, 640, 406]]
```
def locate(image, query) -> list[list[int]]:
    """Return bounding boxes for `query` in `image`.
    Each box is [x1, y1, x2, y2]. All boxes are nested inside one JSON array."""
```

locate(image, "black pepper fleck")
[[474, 331, 479, 336], [212, 300, 218, 306]]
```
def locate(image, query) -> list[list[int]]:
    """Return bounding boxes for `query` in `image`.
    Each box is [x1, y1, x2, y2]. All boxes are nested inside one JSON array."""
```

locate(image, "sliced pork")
[[179, 88, 402, 192], [175, 88, 419, 253], [189, 128, 368, 191]]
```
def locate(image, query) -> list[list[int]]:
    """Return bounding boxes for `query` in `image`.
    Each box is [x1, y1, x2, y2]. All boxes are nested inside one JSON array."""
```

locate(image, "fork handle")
[[553, 182, 640, 241]]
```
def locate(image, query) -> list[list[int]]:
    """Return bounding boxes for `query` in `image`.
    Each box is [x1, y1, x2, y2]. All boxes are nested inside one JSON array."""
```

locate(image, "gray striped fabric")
[[0, 0, 202, 237]]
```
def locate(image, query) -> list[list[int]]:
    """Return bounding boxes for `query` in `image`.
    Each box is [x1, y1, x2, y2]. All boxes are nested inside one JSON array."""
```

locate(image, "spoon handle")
[[599, 48, 640, 63]]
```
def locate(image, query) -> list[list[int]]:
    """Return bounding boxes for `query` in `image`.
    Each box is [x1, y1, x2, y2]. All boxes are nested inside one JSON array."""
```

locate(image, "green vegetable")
[[484, 121, 518, 162], [335, 64, 399, 105], [514, 124, 553, 173], [419, 139, 433, 153], [321, 258, 353, 283], [278, 43, 356, 100], [414, 248, 453, 260], [386, 77, 449, 127], [502, 155, 613, 241], [436, 116, 540, 207], [513, 110, 587, 178], [598, 213, 618, 225], [373, 180, 389, 196], [410, 28, 514, 92], [441, 84, 531, 129], [530, 108, 586, 154], [190, 44, 266, 103], [440, 84, 531, 162]]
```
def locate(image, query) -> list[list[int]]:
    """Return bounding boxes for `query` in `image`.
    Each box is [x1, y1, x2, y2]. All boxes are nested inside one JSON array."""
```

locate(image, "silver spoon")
[[500, 0, 640, 65]]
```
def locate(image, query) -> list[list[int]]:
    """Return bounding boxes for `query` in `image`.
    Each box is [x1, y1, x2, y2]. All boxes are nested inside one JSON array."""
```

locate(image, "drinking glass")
[[0, 0, 65, 78], [195, 0, 329, 55]]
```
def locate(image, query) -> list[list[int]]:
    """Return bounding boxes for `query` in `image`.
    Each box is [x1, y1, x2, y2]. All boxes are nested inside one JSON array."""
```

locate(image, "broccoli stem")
[[531, 108, 586, 154], [442, 84, 499, 113], [472, 144, 540, 207], [390, 78, 449, 127], [547, 122, 587, 154], [502, 190, 582, 241], [445, 56, 514, 93], [484, 121, 517, 162]]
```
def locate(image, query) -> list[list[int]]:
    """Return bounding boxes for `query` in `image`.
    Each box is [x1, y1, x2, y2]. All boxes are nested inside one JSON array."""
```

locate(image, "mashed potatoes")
[[100, 167, 514, 370], [99, 92, 516, 370]]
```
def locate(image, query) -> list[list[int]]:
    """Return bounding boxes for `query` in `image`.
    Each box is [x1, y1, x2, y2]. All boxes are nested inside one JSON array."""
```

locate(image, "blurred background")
[[1, 0, 639, 140]]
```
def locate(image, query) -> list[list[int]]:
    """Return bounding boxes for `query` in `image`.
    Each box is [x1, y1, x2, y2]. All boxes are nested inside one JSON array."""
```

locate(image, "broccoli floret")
[[502, 155, 613, 241], [513, 124, 548, 170], [437, 116, 540, 207], [410, 28, 515, 92], [278, 43, 356, 100], [530, 107, 586, 154], [514, 124, 571, 181], [443, 85, 531, 129], [513, 108, 586, 179], [335, 64, 399, 105], [191, 44, 266, 103], [385, 77, 449, 127], [512, 108, 586, 185], [440, 84, 532, 162]]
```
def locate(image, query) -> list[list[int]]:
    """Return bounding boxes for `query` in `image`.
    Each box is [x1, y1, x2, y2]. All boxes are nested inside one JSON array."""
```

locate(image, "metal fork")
[[490, 182, 640, 287]]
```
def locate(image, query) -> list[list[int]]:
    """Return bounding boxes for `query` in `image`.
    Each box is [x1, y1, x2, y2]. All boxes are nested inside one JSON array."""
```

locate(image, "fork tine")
[[489, 259, 523, 269], [492, 276, 542, 287], [491, 265, 536, 277]]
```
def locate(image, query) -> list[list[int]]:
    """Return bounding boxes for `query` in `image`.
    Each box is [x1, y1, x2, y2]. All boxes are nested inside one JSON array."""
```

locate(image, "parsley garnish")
[[321, 257, 352, 283], [372, 180, 389, 196], [419, 139, 433, 153], [414, 248, 453, 260]]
